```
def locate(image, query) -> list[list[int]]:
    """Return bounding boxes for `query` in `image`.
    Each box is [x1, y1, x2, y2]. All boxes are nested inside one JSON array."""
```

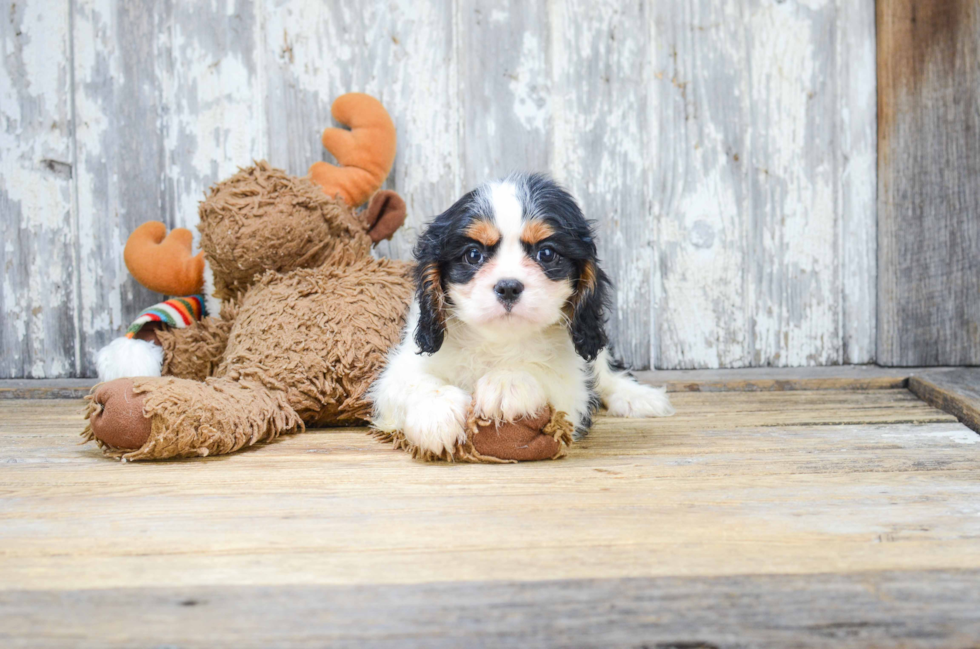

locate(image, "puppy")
[[371, 173, 674, 457]]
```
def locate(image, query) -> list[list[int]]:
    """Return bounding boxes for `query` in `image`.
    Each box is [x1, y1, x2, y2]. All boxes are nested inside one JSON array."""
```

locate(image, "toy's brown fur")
[[200, 163, 371, 301], [84, 162, 414, 460], [158, 313, 234, 381]]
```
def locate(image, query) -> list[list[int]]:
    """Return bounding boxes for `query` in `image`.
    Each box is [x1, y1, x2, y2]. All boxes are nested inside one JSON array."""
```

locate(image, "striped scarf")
[[125, 295, 207, 339]]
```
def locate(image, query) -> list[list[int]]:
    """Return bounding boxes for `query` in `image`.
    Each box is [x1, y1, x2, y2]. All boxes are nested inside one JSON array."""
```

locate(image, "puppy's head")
[[413, 173, 609, 360]]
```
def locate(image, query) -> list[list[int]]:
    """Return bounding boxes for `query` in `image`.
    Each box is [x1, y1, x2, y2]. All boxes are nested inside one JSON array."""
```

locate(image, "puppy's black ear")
[[569, 260, 610, 362], [413, 232, 446, 354]]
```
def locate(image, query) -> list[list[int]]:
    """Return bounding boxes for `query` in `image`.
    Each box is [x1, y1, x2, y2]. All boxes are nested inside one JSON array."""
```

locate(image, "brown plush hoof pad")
[[469, 409, 565, 462], [88, 379, 152, 450]]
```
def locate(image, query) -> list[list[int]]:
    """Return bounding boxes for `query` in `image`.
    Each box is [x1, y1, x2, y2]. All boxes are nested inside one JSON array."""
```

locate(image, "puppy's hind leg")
[[593, 350, 675, 418]]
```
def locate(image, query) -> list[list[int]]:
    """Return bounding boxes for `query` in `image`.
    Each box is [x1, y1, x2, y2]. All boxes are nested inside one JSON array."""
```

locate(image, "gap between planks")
[[0, 366, 965, 399]]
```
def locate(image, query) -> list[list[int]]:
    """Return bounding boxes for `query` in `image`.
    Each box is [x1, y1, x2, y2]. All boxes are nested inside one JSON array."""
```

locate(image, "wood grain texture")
[[552, 1, 654, 368], [636, 366, 971, 394], [838, 0, 879, 365], [72, 0, 265, 376], [650, 0, 877, 369], [0, 379, 97, 399], [458, 0, 552, 189], [910, 369, 980, 434], [2, 1, 879, 375], [72, 0, 170, 374], [0, 391, 974, 594], [0, 1, 79, 378], [4, 570, 980, 648], [877, 1, 980, 366], [0, 366, 947, 399]]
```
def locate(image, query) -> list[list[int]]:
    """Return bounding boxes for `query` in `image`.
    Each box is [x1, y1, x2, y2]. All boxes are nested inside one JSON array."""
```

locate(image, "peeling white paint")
[[509, 33, 549, 133], [1, 0, 878, 376], [0, 1, 76, 377]]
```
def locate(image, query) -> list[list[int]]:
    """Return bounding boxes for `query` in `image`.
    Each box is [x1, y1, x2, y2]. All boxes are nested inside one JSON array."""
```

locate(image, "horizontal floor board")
[[2, 570, 979, 649], [910, 368, 980, 433], [636, 366, 964, 393], [1, 393, 978, 591]]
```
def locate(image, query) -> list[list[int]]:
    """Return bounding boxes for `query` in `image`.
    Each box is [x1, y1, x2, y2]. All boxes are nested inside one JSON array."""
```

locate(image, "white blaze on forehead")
[[486, 181, 524, 239], [481, 181, 529, 281]]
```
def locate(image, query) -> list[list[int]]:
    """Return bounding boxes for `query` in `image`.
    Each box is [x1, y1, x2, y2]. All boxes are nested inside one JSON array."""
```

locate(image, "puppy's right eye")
[[463, 247, 484, 265]]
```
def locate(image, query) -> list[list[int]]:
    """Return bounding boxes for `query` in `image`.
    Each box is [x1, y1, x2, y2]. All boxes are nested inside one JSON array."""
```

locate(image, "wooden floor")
[[2, 388, 980, 647]]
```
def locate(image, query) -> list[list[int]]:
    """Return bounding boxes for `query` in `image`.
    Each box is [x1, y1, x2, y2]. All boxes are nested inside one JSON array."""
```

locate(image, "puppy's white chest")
[[431, 326, 584, 394]]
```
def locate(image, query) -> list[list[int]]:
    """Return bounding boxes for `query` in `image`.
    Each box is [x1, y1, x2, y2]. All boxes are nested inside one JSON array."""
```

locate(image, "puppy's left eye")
[[536, 246, 559, 264]]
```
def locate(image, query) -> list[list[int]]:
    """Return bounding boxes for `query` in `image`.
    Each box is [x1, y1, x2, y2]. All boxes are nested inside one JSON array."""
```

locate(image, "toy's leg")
[[156, 317, 232, 381], [83, 377, 302, 460]]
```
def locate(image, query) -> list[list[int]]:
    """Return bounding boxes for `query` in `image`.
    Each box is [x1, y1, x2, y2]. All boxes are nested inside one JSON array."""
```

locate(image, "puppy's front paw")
[[605, 382, 675, 418], [473, 370, 548, 423], [403, 386, 471, 457]]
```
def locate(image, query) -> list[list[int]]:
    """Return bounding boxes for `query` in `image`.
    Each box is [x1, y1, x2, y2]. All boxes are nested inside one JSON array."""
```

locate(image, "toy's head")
[[123, 94, 406, 303]]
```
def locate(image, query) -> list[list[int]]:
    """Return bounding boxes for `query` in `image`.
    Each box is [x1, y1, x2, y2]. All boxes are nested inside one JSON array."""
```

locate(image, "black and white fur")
[[371, 173, 673, 457]]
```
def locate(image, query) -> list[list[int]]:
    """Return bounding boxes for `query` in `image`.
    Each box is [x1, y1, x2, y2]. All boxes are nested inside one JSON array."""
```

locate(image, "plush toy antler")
[[123, 222, 205, 296], [309, 93, 397, 207]]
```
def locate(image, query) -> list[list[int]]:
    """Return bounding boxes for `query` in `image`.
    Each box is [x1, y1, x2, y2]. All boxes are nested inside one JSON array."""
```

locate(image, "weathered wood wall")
[[877, 1, 980, 366], [0, 0, 877, 377]]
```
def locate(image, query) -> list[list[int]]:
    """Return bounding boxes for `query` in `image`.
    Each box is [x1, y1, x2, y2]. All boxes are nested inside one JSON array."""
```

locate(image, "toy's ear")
[[361, 190, 406, 243], [124, 222, 205, 296], [308, 93, 397, 207]]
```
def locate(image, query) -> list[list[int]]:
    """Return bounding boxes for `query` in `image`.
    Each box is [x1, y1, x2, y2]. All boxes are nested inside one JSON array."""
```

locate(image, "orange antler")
[[124, 222, 205, 296], [308, 93, 397, 207]]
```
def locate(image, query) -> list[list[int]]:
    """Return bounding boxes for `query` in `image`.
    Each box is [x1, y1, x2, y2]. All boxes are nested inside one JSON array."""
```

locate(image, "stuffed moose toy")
[[84, 94, 572, 463]]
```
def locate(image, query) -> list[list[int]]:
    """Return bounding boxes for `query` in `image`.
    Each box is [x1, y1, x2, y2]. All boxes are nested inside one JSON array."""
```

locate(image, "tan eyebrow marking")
[[520, 219, 554, 245], [465, 220, 501, 247]]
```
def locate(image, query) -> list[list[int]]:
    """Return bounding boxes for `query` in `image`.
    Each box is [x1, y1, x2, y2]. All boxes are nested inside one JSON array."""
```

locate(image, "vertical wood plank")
[[166, 0, 265, 234], [649, 1, 749, 369], [877, 1, 980, 366], [259, 0, 460, 260], [456, 0, 551, 189], [551, 1, 653, 369], [837, 0, 878, 365], [72, 0, 171, 374], [73, 0, 265, 375], [0, 1, 78, 378], [651, 0, 875, 369]]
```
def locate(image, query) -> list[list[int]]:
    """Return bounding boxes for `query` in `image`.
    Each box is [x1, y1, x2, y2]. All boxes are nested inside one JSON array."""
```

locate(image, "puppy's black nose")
[[494, 279, 524, 304]]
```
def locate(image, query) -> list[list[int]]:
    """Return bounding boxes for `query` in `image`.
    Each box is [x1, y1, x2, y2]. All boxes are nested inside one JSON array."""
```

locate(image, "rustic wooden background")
[[0, 0, 948, 379], [877, 0, 980, 367]]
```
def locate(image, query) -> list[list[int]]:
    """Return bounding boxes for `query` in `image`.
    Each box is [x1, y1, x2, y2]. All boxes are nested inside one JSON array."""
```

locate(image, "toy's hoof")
[[470, 409, 564, 462], [88, 379, 152, 450]]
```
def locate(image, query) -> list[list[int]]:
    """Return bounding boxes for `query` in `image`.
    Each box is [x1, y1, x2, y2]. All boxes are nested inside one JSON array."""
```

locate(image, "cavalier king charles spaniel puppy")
[[371, 173, 674, 457]]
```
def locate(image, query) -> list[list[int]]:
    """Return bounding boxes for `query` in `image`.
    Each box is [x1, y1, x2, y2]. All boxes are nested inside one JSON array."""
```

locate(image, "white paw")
[[472, 370, 548, 423], [95, 337, 164, 382], [604, 381, 675, 418], [403, 386, 472, 456]]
